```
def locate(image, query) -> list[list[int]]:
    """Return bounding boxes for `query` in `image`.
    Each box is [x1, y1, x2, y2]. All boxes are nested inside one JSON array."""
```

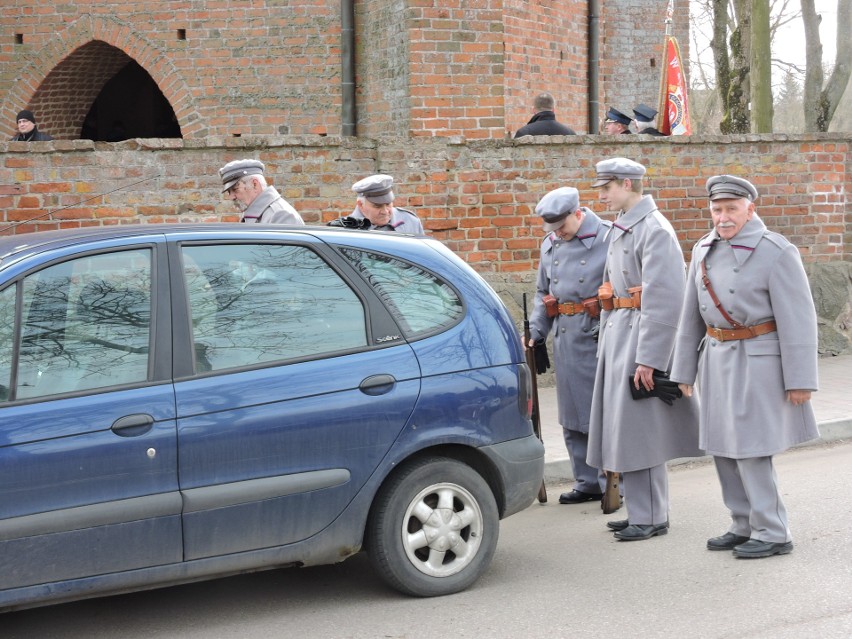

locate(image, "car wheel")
[[366, 456, 499, 597]]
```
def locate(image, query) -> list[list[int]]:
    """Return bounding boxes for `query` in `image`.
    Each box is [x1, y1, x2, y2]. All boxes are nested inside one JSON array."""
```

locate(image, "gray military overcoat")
[[587, 195, 702, 472], [242, 186, 304, 225], [529, 209, 610, 432], [349, 206, 424, 234], [670, 214, 819, 458]]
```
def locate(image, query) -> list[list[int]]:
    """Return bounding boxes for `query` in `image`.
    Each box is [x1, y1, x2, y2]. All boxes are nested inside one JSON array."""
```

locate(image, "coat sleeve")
[[670, 254, 705, 385], [634, 224, 686, 371], [768, 243, 819, 391], [528, 246, 554, 342]]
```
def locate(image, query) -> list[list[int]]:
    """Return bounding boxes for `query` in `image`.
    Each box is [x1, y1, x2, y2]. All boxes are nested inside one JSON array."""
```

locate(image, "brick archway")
[[3, 14, 203, 139]]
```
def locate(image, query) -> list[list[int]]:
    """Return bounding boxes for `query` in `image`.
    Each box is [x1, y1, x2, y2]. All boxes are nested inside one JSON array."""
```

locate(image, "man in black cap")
[[329, 174, 424, 233], [11, 110, 53, 141], [671, 175, 819, 558], [631, 104, 665, 136], [602, 107, 632, 135], [219, 158, 304, 225], [514, 93, 577, 138]]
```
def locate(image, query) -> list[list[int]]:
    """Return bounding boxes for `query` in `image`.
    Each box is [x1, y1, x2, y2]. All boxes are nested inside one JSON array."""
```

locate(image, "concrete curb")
[[543, 417, 852, 484]]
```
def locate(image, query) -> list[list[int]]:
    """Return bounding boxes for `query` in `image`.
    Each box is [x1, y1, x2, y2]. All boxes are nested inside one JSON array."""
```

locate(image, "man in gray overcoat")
[[671, 175, 819, 558], [219, 158, 304, 225], [528, 187, 611, 504], [329, 174, 424, 233], [587, 158, 702, 541]]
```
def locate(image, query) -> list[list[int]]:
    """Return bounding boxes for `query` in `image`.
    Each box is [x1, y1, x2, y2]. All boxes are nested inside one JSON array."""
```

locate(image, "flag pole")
[[657, 0, 674, 120]]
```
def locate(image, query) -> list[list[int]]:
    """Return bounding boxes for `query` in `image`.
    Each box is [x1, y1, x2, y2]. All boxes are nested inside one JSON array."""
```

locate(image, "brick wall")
[[599, 0, 691, 122], [503, 0, 588, 135], [2, 1, 688, 141], [2, 135, 848, 269]]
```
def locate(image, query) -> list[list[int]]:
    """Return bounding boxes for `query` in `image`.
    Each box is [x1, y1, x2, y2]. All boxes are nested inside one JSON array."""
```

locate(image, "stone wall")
[[1, 133, 849, 353]]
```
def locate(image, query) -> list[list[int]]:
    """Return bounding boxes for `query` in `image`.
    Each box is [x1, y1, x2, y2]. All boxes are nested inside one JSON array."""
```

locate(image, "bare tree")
[[802, 0, 852, 131], [752, 0, 774, 131]]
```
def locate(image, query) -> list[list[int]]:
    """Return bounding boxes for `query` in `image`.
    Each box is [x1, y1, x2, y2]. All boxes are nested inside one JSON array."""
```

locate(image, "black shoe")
[[558, 490, 604, 504], [606, 519, 629, 532], [706, 532, 750, 551], [733, 539, 794, 558], [614, 523, 669, 541]]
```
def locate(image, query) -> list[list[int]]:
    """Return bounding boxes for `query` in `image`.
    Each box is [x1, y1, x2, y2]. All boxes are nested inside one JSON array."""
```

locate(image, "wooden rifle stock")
[[601, 471, 621, 514], [522, 293, 548, 504]]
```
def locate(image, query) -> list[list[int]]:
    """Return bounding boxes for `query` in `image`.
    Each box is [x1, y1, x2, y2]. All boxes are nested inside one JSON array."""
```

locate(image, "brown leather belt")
[[706, 320, 777, 342], [558, 301, 585, 316], [611, 297, 638, 309]]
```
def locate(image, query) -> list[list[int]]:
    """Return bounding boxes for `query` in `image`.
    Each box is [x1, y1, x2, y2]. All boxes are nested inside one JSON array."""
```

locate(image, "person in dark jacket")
[[514, 93, 576, 138], [10, 110, 53, 141], [631, 104, 666, 136], [603, 106, 632, 135]]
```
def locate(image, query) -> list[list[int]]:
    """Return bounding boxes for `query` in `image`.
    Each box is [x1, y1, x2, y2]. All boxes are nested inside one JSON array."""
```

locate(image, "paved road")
[[5, 441, 852, 638]]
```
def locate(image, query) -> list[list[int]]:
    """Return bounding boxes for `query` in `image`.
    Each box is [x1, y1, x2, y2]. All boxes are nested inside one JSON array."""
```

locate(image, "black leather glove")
[[533, 338, 550, 375], [627, 370, 683, 405], [589, 323, 600, 343], [327, 216, 371, 230]]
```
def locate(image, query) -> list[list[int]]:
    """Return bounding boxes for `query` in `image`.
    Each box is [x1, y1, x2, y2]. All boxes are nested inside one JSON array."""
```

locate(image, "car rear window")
[[339, 248, 463, 339], [182, 243, 368, 372]]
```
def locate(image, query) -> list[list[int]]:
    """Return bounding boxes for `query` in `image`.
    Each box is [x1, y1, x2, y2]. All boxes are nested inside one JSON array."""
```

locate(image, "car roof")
[[0, 223, 423, 265]]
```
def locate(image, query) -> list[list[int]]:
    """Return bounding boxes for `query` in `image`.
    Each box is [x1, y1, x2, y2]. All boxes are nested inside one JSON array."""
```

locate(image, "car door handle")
[[359, 374, 396, 396], [111, 414, 155, 437]]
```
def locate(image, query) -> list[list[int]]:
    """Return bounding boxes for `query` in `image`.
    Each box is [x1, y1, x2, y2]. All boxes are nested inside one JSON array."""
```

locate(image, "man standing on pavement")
[[329, 174, 424, 233], [587, 158, 701, 541], [219, 158, 304, 225], [514, 92, 577, 138], [528, 187, 612, 505], [671, 175, 819, 558]]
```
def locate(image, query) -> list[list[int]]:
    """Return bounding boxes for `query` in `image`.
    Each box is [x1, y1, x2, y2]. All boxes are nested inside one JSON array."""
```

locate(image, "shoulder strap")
[[701, 242, 745, 329]]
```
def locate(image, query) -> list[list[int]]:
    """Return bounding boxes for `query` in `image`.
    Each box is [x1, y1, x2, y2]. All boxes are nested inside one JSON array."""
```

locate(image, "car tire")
[[366, 456, 499, 597]]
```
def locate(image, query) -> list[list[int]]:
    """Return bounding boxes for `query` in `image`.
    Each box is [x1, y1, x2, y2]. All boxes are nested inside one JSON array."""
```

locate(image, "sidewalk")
[[540, 352, 852, 482]]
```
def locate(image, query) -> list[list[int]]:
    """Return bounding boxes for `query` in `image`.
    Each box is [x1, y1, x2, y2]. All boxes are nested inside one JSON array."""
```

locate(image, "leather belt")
[[611, 297, 638, 309], [706, 320, 777, 342], [558, 301, 585, 316]]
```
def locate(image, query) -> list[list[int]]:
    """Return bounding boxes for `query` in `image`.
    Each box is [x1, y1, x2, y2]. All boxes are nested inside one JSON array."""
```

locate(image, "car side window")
[[0, 285, 14, 402], [182, 243, 368, 373], [14, 250, 152, 400], [340, 248, 463, 338]]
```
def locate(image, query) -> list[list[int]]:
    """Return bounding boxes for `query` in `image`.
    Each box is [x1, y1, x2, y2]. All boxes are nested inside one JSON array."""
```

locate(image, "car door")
[[0, 240, 181, 591], [170, 236, 421, 560]]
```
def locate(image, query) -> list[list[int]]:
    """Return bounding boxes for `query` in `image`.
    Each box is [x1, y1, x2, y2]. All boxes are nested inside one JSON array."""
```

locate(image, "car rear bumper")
[[479, 434, 544, 517]]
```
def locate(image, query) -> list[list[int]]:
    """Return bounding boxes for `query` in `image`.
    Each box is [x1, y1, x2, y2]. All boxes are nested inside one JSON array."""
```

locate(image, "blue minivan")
[[0, 224, 543, 611]]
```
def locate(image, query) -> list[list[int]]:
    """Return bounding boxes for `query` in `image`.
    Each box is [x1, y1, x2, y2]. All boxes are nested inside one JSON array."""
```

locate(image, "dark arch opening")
[[82, 60, 181, 141]]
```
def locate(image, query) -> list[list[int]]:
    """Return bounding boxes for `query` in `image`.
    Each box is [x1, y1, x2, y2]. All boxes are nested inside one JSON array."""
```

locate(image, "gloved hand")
[[533, 338, 550, 375], [627, 370, 683, 405], [589, 323, 600, 343], [327, 216, 371, 230]]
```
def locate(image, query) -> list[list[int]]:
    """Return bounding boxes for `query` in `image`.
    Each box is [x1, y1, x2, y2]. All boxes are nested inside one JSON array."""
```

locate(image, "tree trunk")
[[803, 0, 852, 132], [726, 0, 752, 133], [750, 0, 774, 131]]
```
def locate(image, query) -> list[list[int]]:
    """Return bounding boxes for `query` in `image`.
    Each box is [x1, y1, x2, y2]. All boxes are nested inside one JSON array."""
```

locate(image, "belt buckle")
[[707, 326, 723, 341]]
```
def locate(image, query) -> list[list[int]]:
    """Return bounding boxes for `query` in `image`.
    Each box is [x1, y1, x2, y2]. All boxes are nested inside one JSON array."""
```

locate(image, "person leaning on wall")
[[10, 110, 53, 141]]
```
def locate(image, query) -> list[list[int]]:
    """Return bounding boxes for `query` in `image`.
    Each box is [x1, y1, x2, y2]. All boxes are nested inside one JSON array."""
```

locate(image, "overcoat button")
[[580, 260, 587, 265], [579, 277, 585, 283]]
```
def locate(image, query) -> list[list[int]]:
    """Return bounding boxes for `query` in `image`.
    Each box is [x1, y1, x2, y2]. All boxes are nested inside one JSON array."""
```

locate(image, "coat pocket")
[[743, 338, 781, 356]]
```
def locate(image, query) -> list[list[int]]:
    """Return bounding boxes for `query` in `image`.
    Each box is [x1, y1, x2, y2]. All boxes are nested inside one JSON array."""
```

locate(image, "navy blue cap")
[[605, 107, 631, 126], [632, 104, 658, 123]]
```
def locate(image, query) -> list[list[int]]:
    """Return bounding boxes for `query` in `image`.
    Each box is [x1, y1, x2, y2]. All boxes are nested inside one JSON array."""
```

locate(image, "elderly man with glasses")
[[219, 158, 304, 225]]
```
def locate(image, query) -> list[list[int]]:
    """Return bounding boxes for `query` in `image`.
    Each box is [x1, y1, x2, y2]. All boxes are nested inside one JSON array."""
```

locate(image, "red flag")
[[660, 36, 691, 135]]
